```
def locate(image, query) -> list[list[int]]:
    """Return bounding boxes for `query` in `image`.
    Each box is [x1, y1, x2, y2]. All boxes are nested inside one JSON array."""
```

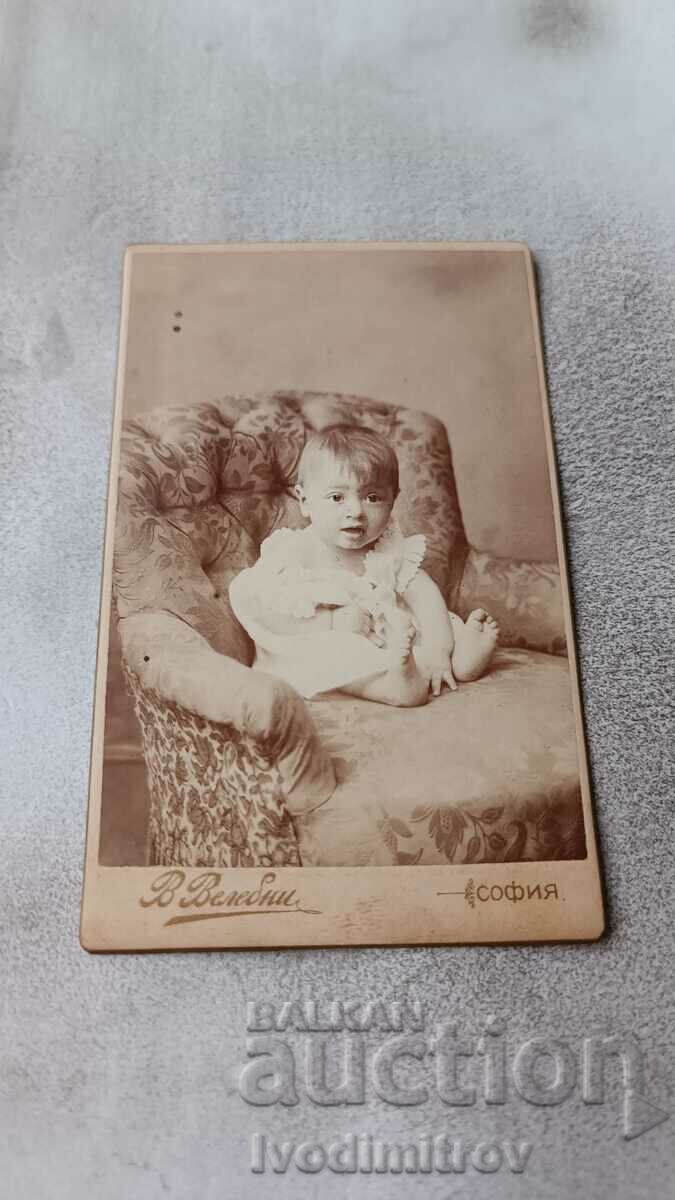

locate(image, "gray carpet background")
[[0, 1, 673, 1197]]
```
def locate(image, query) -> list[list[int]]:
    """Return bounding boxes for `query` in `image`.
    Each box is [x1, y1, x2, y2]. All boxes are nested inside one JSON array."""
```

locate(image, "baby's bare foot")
[[367, 607, 427, 705], [381, 607, 416, 667], [452, 608, 499, 682]]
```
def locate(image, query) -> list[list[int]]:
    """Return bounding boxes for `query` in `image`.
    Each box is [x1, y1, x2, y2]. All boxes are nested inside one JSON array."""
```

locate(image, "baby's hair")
[[297, 425, 400, 496]]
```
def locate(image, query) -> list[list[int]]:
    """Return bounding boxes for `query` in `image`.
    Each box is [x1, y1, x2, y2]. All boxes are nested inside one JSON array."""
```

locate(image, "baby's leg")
[[450, 609, 499, 682], [338, 608, 429, 708]]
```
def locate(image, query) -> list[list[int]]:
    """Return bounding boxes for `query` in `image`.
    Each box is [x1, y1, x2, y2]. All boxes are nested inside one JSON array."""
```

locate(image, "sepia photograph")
[[82, 241, 603, 949]]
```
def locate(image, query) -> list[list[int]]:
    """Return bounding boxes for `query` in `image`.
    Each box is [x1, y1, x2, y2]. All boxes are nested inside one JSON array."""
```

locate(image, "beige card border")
[[80, 241, 605, 953]]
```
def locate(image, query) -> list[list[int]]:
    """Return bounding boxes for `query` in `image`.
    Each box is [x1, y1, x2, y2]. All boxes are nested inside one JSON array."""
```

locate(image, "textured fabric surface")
[[457, 547, 567, 654], [125, 669, 302, 869], [117, 610, 337, 820], [1, 3, 674, 1198], [298, 649, 585, 865]]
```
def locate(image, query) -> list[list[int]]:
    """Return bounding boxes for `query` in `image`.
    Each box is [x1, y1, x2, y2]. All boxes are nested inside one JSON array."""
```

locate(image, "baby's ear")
[[294, 482, 309, 514]]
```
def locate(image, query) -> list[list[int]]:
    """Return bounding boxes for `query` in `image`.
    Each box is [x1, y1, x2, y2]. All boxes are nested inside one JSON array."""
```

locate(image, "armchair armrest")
[[119, 612, 336, 867], [455, 548, 567, 656]]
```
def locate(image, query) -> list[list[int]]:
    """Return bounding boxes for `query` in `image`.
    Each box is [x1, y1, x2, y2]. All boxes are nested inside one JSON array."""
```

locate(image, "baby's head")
[[295, 425, 399, 551]]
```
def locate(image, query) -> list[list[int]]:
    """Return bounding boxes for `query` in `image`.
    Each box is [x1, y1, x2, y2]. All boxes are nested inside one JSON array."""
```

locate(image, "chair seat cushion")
[[295, 649, 586, 866]]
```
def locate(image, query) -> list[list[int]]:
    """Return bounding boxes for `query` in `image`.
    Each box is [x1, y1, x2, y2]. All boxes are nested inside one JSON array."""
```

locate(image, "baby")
[[229, 425, 498, 706]]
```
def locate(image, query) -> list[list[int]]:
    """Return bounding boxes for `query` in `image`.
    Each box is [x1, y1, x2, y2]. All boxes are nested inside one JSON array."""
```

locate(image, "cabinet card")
[[81, 242, 604, 951]]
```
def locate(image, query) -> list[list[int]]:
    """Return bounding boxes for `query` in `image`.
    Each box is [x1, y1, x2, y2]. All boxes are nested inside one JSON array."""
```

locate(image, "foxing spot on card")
[[81, 241, 604, 950]]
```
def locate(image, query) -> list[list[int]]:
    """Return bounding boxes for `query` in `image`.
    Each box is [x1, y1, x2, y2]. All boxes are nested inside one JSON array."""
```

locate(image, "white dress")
[[229, 522, 427, 699]]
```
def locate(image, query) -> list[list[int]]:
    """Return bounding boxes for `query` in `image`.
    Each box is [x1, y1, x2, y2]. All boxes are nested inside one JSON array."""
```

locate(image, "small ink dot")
[[144, 655, 150, 662], [173, 325, 181, 332], [174, 310, 183, 318]]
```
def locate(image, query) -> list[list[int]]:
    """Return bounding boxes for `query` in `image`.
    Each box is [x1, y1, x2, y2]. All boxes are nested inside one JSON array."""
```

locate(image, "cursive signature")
[[139, 870, 322, 926]]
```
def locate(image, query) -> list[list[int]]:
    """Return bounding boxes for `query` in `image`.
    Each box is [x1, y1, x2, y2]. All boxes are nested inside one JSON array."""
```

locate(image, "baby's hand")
[[332, 603, 376, 640], [417, 646, 457, 696]]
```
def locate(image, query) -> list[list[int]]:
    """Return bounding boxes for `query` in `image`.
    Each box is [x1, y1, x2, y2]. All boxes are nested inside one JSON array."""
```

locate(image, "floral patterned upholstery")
[[124, 668, 301, 868], [112, 390, 579, 868], [456, 549, 567, 656], [297, 649, 585, 866]]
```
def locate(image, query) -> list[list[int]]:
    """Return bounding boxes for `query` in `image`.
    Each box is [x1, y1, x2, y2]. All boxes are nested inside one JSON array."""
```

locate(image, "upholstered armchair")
[[113, 391, 585, 868]]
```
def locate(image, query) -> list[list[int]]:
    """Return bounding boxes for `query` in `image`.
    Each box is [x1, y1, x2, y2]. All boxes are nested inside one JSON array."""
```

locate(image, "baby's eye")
[[366, 493, 381, 503], [329, 493, 344, 503]]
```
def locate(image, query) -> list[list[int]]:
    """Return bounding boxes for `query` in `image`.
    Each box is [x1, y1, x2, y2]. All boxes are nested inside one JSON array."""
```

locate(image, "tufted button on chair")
[[113, 390, 585, 868]]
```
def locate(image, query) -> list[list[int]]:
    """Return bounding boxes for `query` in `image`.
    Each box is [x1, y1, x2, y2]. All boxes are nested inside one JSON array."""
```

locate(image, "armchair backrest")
[[114, 391, 467, 663]]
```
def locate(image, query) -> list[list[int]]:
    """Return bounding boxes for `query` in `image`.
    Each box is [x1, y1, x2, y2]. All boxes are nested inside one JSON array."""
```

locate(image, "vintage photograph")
[[82, 241, 603, 949], [99, 241, 589, 869]]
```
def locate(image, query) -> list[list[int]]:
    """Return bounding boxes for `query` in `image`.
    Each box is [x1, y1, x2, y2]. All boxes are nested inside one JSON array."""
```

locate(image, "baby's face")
[[297, 456, 395, 551]]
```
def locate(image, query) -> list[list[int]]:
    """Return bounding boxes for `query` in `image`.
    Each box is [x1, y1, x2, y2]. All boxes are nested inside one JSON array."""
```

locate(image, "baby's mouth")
[[342, 525, 365, 535]]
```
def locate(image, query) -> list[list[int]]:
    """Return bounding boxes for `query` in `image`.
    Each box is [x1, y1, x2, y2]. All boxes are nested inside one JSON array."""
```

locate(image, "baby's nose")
[[346, 496, 363, 516]]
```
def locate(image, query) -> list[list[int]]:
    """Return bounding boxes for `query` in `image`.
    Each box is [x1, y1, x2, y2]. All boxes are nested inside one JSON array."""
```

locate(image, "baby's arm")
[[404, 570, 453, 648], [403, 570, 456, 694]]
